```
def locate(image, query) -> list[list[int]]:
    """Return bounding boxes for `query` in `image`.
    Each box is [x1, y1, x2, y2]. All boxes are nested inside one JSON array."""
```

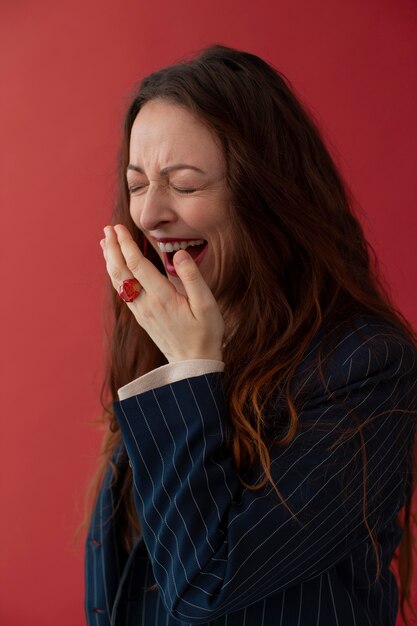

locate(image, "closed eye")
[[128, 184, 148, 194], [128, 184, 198, 195], [172, 187, 197, 194]]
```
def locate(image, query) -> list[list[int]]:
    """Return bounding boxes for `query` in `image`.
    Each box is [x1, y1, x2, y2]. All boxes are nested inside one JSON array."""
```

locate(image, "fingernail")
[[174, 250, 190, 264], [100, 239, 106, 249]]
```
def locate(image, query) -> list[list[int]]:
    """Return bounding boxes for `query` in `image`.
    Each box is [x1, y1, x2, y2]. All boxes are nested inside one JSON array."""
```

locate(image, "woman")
[[84, 45, 417, 625]]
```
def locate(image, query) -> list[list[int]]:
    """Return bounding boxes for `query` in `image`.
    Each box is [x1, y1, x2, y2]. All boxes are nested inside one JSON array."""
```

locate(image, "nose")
[[130, 184, 177, 232]]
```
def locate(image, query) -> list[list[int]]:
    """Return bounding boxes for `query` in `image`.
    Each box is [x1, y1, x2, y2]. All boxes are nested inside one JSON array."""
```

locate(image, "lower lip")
[[163, 244, 208, 277]]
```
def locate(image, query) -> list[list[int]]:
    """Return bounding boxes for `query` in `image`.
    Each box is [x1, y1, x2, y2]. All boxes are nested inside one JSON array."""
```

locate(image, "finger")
[[101, 231, 143, 305], [172, 249, 217, 315], [113, 224, 171, 294], [103, 226, 135, 289]]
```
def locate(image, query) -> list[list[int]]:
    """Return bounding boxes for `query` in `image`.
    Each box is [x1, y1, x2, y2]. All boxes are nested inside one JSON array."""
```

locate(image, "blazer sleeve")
[[117, 359, 225, 399], [113, 323, 417, 624]]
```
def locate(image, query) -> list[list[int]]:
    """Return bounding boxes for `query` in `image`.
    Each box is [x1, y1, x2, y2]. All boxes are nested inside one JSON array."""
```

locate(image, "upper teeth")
[[157, 239, 205, 253]]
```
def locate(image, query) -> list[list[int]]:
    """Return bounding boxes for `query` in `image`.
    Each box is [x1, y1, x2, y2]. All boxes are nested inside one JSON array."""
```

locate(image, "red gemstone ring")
[[117, 278, 142, 303]]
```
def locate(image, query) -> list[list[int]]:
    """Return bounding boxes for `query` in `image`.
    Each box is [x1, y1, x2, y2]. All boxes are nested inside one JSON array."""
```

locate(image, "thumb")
[[173, 249, 214, 310]]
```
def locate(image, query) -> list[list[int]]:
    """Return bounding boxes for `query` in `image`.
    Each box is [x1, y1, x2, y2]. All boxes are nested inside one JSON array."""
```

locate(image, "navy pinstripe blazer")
[[85, 315, 417, 625]]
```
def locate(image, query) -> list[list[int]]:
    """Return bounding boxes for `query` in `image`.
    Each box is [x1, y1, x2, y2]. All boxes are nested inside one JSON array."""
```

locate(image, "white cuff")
[[117, 359, 225, 400]]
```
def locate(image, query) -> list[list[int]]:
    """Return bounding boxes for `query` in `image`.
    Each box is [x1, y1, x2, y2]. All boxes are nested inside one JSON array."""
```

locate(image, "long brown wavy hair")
[[83, 45, 417, 623]]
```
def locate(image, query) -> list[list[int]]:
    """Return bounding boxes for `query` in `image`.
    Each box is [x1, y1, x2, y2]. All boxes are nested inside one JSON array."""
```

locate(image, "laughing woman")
[[85, 45, 417, 626]]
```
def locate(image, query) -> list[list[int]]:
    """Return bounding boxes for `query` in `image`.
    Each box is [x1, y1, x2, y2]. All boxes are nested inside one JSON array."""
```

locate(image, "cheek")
[[129, 201, 140, 226]]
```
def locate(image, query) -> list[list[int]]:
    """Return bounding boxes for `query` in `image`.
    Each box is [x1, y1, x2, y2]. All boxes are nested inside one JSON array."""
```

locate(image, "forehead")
[[129, 100, 224, 171]]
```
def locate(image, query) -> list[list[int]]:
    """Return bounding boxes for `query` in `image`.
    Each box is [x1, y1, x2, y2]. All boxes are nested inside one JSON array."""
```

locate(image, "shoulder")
[[292, 313, 417, 406], [322, 314, 416, 382]]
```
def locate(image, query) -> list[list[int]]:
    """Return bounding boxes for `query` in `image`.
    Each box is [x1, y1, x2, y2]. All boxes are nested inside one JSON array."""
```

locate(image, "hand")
[[100, 224, 225, 363]]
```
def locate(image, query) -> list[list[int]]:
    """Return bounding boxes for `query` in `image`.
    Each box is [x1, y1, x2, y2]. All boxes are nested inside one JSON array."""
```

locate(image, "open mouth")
[[164, 241, 208, 275], [166, 241, 207, 263]]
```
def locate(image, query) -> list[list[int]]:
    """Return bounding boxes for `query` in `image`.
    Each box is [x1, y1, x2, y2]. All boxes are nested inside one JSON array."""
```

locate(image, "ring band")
[[117, 278, 142, 302]]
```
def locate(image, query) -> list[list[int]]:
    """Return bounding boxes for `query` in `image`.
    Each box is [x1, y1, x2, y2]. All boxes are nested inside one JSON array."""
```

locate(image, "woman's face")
[[127, 100, 235, 302]]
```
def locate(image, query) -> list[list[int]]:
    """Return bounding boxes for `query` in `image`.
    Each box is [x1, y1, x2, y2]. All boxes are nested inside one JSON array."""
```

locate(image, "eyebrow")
[[126, 163, 206, 176]]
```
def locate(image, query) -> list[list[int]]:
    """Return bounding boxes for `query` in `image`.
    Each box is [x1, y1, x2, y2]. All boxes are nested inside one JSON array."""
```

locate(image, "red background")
[[1, 1, 416, 624]]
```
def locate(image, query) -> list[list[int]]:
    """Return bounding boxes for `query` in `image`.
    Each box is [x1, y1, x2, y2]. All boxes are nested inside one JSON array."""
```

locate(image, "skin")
[[101, 100, 235, 362]]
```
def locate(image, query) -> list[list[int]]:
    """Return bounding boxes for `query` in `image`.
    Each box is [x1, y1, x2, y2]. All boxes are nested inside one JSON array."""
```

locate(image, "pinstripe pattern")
[[85, 316, 417, 625]]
